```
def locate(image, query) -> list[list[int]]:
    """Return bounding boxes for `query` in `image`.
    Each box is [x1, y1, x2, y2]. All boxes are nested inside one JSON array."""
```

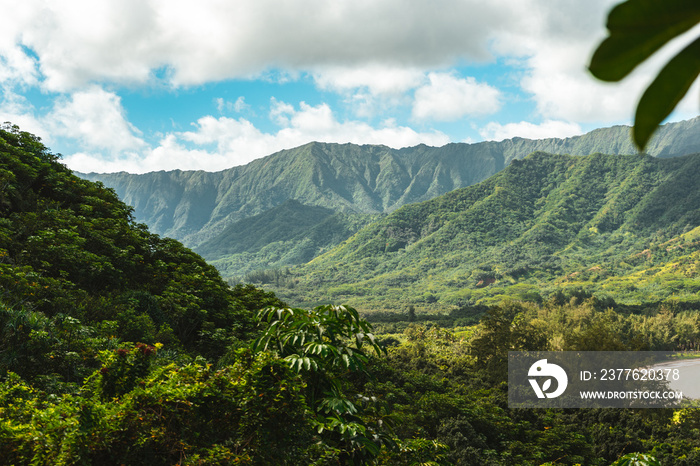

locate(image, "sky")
[[1, 0, 699, 174]]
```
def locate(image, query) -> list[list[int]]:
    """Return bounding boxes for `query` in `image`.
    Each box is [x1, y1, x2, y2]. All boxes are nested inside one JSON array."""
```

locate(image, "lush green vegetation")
[[0, 124, 310, 463], [364, 296, 700, 466], [80, 140, 509, 247], [5, 124, 700, 464], [197, 199, 380, 280], [0, 123, 271, 372], [80, 117, 700, 252], [261, 151, 700, 313], [78, 119, 700, 286]]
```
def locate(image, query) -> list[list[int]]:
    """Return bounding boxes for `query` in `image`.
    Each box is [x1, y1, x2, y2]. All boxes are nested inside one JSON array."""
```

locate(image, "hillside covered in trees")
[[5, 125, 700, 465], [196, 199, 381, 278], [263, 151, 700, 313]]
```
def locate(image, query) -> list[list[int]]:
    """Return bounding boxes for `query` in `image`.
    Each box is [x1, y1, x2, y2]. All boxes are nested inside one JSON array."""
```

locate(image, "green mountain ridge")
[[78, 142, 503, 247], [197, 200, 337, 258], [263, 151, 700, 312], [78, 117, 700, 252]]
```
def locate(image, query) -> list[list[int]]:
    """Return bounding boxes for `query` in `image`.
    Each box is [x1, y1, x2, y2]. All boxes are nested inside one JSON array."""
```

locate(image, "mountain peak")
[[78, 118, 700, 248]]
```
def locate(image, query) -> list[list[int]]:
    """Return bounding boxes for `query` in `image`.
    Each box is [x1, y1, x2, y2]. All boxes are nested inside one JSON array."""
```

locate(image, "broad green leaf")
[[356, 437, 381, 456], [610, 452, 661, 466], [633, 36, 700, 149], [589, 0, 700, 81]]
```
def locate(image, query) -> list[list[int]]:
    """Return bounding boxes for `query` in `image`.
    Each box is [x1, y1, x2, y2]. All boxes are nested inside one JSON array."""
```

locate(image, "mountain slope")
[[196, 199, 380, 278], [0, 123, 286, 386], [263, 152, 700, 312], [79, 117, 700, 248], [80, 142, 503, 246]]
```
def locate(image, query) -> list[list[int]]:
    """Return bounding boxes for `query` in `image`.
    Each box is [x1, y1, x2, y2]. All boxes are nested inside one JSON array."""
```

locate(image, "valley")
[[79, 118, 700, 314], [3, 121, 700, 464]]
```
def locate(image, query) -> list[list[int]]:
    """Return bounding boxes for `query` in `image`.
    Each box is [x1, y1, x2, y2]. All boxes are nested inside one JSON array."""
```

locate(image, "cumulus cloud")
[[412, 73, 502, 121], [489, 0, 700, 124], [269, 98, 296, 127], [0, 2, 41, 88], [2, 0, 670, 123], [4, 0, 697, 174], [0, 46, 40, 88], [14, 0, 161, 91], [0, 90, 49, 140], [313, 65, 425, 96], [312, 64, 426, 117], [46, 86, 146, 153], [2, 0, 685, 122], [479, 120, 583, 141], [0, 0, 523, 92], [62, 100, 450, 173]]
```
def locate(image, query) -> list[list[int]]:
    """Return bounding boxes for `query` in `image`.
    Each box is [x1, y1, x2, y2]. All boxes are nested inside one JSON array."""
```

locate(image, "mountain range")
[[267, 151, 700, 312], [78, 117, 700, 289]]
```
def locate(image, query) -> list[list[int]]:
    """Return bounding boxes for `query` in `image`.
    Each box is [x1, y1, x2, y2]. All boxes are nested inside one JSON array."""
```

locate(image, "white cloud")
[[62, 100, 450, 173], [412, 73, 502, 121], [269, 98, 296, 127], [313, 65, 426, 117], [0, 46, 40, 88], [0, 2, 41, 88], [2, 0, 688, 127], [485, 0, 623, 123], [5, 0, 697, 175], [267, 101, 449, 149], [313, 65, 425, 96], [2, 0, 675, 125], [489, 0, 700, 125], [15, 0, 162, 91], [479, 120, 583, 141], [46, 86, 146, 153], [1, 0, 521, 91], [233, 96, 249, 113], [214, 98, 226, 113], [0, 90, 49, 141], [215, 96, 250, 114], [514, 35, 651, 123]]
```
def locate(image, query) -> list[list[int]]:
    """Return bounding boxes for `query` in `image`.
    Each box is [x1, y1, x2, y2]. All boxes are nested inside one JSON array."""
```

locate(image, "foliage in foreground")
[[589, 0, 700, 150], [0, 346, 311, 465], [5, 295, 700, 464], [2, 125, 699, 464], [366, 298, 700, 465], [0, 123, 285, 389]]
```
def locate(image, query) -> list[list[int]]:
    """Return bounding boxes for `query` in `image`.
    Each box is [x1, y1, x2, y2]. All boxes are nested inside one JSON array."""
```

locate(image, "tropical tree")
[[610, 452, 661, 466], [253, 304, 392, 463]]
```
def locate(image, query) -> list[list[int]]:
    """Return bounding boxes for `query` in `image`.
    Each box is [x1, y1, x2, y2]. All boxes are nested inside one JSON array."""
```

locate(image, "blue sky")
[[1, 0, 699, 173]]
